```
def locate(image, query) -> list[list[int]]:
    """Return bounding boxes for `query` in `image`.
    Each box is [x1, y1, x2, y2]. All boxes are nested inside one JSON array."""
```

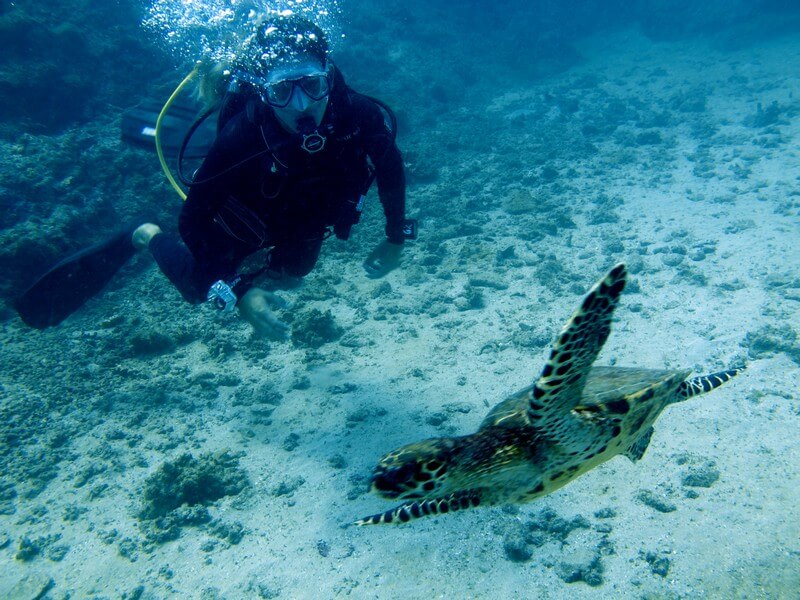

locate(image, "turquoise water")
[[1, 1, 799, 597]]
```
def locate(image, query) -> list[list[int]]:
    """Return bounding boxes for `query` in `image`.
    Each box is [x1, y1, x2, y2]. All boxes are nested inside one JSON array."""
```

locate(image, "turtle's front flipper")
[[354, 491, 482, 525], [526, 264, 627, 434]]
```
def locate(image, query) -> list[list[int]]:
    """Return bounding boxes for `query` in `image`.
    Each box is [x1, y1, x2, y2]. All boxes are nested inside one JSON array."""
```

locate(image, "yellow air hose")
[[155, 67, 199, 201]]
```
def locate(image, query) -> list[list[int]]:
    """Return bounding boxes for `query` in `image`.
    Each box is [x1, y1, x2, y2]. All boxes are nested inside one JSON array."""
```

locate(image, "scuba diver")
[[17, 14, 413, 338]]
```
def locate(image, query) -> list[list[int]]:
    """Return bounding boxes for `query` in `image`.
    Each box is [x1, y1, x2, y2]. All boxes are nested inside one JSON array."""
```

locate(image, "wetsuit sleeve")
[[359, 98, 407, 244]]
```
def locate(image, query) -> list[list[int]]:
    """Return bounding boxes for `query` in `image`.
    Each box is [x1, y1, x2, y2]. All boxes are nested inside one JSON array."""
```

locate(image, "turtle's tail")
[[354, 490, 482, 526], [674, 366, 746, 403]]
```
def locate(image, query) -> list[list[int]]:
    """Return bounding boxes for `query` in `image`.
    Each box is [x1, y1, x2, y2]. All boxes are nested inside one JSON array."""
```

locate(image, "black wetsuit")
[[150, 67, 406, 304]]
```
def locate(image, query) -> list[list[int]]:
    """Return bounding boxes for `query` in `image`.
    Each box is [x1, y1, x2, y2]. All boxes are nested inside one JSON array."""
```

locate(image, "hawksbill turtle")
[[355, 263, 743, 525]]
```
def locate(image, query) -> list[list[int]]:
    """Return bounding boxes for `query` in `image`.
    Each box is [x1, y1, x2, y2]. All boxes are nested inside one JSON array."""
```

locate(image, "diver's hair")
[[195, 61, 232, 111], [193, 13, 330, 109], [243, 13, 330, 72]]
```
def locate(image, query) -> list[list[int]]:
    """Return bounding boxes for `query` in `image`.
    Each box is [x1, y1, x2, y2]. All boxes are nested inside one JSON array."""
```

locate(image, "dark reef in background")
[[0, 1, 176, 314], [0, 2, 170, 137], [407, 0, 800, 71], [340, 0, 800, 110]]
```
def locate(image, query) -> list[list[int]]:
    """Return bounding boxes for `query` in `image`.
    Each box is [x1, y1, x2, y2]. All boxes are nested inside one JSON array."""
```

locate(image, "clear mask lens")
[[298, 74, 329, 100], [264, 80, 295, 106]]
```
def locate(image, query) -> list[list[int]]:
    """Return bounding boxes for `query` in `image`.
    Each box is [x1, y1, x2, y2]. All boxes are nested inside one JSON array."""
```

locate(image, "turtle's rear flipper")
[[16, 226, 139, 329], [673, 367, 745, 403], [355, 491, 482, 525]]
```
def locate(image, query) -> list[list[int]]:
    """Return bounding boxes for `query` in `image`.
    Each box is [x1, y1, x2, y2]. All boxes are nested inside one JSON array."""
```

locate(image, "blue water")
[[1, 1, 799, 597]]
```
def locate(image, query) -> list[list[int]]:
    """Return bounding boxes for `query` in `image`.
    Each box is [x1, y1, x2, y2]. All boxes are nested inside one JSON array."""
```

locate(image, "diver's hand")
[[132, 223, 162, 250], [237, 287, 290, 340], [363, 240, 403, 279]]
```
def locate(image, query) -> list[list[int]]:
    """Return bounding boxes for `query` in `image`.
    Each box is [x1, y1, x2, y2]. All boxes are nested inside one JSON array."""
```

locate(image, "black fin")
[[120, 97, 216, 160], [15, 227, 139, 329]]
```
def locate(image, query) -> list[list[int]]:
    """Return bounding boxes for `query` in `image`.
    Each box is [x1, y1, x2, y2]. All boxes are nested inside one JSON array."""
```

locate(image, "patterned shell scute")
[[479, 387, 536, 430], [582, 366, 691, 404]]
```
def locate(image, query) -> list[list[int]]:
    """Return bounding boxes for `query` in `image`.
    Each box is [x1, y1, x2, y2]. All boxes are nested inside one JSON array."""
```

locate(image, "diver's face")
[[263, 57, 331, 134]]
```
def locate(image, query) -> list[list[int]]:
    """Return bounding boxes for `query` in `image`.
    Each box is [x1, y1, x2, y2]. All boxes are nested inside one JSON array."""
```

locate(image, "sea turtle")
[[355, 263, 743, 525]]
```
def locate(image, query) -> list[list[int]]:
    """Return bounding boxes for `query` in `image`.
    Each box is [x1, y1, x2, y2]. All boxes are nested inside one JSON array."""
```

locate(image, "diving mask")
[[236, 59, 332, 137], [236, 60, 332, 108]]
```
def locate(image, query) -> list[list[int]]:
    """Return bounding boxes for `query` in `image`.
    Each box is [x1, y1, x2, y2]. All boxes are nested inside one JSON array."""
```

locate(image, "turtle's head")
[[356, 437, 483, 525], [370, 438, 457, 501]]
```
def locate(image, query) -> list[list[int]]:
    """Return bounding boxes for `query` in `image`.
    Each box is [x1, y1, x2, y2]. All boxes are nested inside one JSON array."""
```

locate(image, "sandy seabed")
[[1, 27, 799, 600]]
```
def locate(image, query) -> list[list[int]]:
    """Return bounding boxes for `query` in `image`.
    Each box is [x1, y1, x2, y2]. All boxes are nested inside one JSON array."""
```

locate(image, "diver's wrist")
[[207, 274, 244, 312]]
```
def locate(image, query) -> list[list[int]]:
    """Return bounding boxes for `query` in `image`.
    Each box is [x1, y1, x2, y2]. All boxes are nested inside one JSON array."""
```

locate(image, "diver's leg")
[[147, 233, 211, 303], [135, 222, 251, 304]]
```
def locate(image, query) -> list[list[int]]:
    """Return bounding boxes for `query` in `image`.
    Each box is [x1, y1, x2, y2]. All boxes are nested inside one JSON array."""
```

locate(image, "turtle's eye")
[[372, 440, 453, 499], [388, 461, 418, 485]]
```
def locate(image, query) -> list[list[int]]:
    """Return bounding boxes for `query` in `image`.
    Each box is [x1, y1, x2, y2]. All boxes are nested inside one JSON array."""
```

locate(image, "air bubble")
[[143, 0, 343, 69]]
